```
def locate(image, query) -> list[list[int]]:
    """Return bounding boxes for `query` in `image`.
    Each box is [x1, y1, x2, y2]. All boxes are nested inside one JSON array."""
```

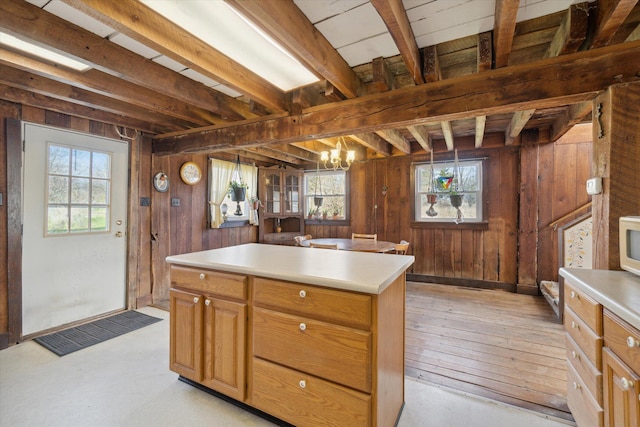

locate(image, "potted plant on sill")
[[307, 207, 316, 220]]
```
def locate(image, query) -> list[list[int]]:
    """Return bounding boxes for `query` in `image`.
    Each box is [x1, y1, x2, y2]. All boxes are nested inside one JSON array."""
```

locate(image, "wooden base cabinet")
[[564, 279, 604, 427], [169, 266, 248, 402], [603, 311, 640, 427], [169, 263, 407, 426], [250, 276, 405, 427]]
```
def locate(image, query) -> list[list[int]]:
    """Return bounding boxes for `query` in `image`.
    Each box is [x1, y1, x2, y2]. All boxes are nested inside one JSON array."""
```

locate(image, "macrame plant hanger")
[[426, 150, 438, 217], [452, 149, 464, 224], [313, 162, 323, 217]]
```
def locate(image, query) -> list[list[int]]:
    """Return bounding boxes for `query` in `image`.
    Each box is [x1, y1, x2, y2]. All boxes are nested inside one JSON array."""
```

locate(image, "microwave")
[[620, 216, 640, 276]]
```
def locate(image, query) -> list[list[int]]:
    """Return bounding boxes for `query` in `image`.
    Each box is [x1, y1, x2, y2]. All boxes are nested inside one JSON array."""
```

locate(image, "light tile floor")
[[0, 307, 575, 427]]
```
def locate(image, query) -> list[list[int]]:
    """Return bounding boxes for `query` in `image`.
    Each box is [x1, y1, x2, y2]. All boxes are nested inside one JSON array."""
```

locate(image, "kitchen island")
[[166, 243, 414, 427]]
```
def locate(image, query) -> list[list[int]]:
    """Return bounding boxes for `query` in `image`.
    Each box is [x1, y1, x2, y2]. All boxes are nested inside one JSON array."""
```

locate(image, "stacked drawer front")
[[251, 277, 373, 426], [564, 279, 604, 427]]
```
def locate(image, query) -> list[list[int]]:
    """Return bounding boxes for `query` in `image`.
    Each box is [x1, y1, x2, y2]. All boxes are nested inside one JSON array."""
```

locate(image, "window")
[[414, 159, 484, 223], [46, 144, 111, 235], [304, 169, 347, 219], [208, 158, 258, 228]]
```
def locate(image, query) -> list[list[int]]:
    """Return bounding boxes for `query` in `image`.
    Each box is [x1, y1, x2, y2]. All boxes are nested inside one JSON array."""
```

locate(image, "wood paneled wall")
[[149, 153, 257, 304], [0, 98, 593, 347]]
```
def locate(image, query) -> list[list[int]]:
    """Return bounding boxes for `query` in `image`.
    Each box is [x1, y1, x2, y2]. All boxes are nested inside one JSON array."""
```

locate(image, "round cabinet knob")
[[570, 291, 576, 298], [621, 377, 634, 390], [199, 273, 205, 280], [299, 380, 306, 389], [573, 382, 581, 390], [299, 323, 306, 331], [627, 336, 639, 348], [205, 300, 210, 306], [193, 297, 199, 303], [299, 290, 306, 298], [571, 321, 579, 330], [571, 351, 578, 359]]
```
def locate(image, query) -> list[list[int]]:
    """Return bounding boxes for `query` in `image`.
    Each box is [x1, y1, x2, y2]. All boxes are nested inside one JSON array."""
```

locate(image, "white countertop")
[[559, 268, 640, 330], [166, 243, 415, 295]]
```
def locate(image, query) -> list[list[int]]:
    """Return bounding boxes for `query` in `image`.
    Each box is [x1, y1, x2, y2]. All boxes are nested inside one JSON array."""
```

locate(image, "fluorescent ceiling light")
[[141, 0, 320, 92], [0, 31, 90, 72]]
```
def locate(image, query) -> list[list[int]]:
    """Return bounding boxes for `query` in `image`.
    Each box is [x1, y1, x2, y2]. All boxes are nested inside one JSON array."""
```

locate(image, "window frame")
[[411, 158, 488, 228], [303, 169, 349, 224]]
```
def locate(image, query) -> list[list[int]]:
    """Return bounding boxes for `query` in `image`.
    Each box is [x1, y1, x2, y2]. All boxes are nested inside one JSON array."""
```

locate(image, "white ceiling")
[[23, 0, 594, 96]]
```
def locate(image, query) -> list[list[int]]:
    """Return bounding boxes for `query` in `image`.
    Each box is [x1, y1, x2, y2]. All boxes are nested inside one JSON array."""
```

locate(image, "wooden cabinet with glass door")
[[258, 166, 304, 245]]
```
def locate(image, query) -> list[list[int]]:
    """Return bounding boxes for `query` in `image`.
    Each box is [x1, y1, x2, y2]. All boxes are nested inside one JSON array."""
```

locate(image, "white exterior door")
[[22, 123, 128, 335]]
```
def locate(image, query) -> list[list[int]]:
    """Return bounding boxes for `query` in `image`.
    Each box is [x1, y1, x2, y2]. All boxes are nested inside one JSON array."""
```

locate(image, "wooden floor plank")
[[405, 282, 571, 420]]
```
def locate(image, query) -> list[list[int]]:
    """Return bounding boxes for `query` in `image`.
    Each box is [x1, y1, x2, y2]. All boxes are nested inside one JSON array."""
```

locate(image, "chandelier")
[[320, 137, 355, 171]]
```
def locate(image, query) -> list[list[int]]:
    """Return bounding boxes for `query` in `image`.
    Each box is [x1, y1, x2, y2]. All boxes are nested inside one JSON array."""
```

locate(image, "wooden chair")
[[352, 233, 377, 241], [310, 242, 339, 250], [294, 234, 312, 246], [394, 240, 410, 255]]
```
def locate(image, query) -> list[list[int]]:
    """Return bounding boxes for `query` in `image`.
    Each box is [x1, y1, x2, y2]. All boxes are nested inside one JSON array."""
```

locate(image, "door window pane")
[[46, 144, 112, 236]]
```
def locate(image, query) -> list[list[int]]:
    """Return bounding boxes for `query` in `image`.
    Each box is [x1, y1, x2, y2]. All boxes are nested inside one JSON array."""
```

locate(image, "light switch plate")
[[586, 177, 602, 195]]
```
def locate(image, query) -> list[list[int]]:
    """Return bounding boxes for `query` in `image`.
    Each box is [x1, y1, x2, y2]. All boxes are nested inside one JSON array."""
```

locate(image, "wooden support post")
[[591, 82, 640, 270]]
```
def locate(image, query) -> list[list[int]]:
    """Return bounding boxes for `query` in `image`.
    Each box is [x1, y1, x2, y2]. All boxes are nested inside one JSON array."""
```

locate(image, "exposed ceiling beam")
[[0, 64, 197, 129], [153, 40, 640, 154], [493, 0, 520, 68], [225, 0, 363, 99], [245, 147, 303, 165], [349, 134, 392, 157], [371, 0, 424, 85], [422, 46, 441, 83], [0, 0, 253, 121], [505, 109, 535, 145], [549, 101, 593, 141], [370, 57, 396, 93], [441, 121, 454, 151], [407, 125, 432, 152], [475, 32, 492, 149], [375, 129, 411, 154], [475, 116, 487, 148], [544, 2, 589, 58], [269, 144, 318, 162], [591, 0, 638, 48], [0, 49, 226, 127], [63, 0, 287, 112], [0, 83, 169, 133]]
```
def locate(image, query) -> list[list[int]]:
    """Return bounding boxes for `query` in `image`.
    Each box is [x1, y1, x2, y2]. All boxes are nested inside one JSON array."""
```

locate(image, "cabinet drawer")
[[566, 334, 603, 404], [253, 277, 372, 329], [567, 361, 604, 427], [565, 280, 603, 335], [251, 357, 371, 427], [565, 306, 603, 370], [253, 307, 372, 393], [171, 266, 247, 300], [604, 310, 640, 373]]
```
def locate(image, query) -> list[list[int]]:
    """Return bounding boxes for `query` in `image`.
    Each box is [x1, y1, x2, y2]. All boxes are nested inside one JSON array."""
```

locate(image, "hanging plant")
[[426, 150, 438, 217], [229, 181, 247, 202], [450, 149, 464, 224]]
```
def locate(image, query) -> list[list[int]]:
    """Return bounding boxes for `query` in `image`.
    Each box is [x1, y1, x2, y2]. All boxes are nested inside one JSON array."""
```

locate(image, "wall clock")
[[179, 161, 201, 185], [153, 172, 169, 192]]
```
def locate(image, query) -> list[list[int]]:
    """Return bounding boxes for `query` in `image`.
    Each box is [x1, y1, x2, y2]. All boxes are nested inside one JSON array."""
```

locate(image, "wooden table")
[[301, 238, 396, 253]]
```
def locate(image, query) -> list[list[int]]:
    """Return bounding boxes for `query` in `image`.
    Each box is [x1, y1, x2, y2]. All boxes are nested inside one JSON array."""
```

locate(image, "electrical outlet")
[[171, 198, 180, 207]]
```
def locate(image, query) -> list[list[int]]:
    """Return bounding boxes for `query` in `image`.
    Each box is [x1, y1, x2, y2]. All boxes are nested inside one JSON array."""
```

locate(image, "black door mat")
[[33, 310, 162, 356]]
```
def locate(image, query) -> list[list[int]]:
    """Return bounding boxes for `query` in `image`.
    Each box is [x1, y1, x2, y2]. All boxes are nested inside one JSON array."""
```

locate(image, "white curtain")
[[209, 159, 235, 228], [239, 161, 259, 225], [209, 159, 259, 228]]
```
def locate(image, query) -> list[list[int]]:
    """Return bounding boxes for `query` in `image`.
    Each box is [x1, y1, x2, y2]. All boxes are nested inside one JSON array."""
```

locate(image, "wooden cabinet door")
[[283, 171, 302, 215], [170, 289, 203, 381], [603, 348, 640, 427], [202, 297, 247, 401]]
